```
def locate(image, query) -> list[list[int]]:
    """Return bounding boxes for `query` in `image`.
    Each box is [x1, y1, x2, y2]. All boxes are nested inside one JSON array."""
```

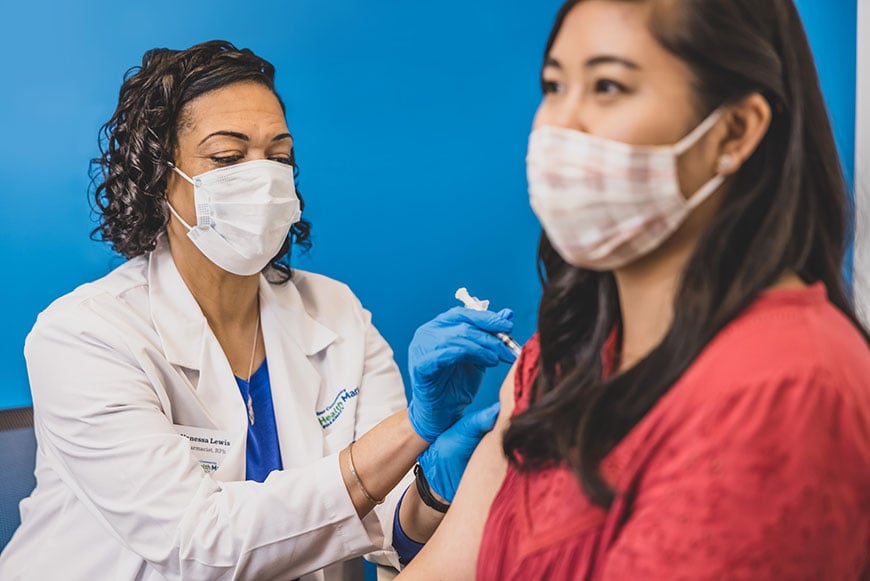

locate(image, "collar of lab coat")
[[147, 237, 338, 469], [147, 236, 337, 369]]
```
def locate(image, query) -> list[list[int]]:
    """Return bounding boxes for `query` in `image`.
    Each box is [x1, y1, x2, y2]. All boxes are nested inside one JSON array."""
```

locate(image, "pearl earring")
[[718, 154, 735, 173]]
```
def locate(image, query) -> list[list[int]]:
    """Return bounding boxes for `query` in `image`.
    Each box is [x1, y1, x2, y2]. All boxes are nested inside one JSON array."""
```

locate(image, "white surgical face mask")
[[526, 108, 727, 271], [167, 159, 302, 276]]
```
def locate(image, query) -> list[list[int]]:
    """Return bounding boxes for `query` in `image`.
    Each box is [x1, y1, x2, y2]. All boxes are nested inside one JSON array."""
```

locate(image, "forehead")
[[178, 81, 287, 137], [549, 1, 663, 65]]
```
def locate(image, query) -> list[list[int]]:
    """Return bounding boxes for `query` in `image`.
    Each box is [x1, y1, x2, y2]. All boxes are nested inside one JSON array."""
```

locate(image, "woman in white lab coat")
[[0, 41, 514, 580]]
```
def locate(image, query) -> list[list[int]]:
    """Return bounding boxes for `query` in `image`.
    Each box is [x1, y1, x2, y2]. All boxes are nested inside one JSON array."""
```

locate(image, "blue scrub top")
[[234, 359, 283, 482]]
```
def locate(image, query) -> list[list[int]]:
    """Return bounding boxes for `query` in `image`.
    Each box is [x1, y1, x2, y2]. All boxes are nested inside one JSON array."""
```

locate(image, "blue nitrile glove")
[[407, 307, 515, 443], [417, 402, 501, 503]]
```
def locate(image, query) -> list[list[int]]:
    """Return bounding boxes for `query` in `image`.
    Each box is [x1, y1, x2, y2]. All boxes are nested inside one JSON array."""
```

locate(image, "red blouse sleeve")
[[512, 334, 540, 416], [601, 370, 870, 580]]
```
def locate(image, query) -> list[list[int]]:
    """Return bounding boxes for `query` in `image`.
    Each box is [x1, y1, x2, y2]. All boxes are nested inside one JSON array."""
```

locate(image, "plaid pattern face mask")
[[526, 108, 725, 271]]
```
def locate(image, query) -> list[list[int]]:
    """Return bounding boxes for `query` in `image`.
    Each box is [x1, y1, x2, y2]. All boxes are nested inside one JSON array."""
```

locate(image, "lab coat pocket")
[[171, 424, 235, 474]]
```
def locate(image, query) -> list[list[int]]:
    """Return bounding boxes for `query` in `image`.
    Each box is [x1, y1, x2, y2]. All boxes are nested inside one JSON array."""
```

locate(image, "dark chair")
[[0, 407, 36, 552]]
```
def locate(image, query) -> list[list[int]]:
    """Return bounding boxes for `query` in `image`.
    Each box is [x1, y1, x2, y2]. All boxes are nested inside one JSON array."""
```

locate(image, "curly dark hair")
[[89, 40, 311, 283]]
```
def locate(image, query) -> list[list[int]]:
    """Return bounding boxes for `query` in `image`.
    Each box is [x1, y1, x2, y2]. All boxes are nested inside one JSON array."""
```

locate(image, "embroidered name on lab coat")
[[316, 387, 360, 429]]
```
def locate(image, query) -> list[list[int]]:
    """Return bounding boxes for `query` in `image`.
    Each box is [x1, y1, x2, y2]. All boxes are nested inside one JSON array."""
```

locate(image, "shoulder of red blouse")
[[497, 284, 870, 579], [512, 332, 540, 415]]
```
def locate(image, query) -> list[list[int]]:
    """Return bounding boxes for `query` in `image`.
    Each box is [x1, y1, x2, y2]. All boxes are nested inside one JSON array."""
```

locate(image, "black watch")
[[414, 464, 450, 513]]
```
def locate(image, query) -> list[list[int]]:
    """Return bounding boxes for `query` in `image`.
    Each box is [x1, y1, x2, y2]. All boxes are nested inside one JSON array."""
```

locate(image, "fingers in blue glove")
[[412, 333, 508, 372], [413, 318, 516, 361], [432, 307, 514, 334], [462, 402, 501, 437], [445, 309, 517, 364], [417, 402, 502, 503], [495, 308, 515, 321], [407, 306, 516, 443]]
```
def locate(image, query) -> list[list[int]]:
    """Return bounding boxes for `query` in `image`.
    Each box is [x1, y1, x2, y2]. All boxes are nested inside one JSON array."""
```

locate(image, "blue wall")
[[795, 0, 857, 187], [0, 1, 858, 414], [0, 0, 561, 410], [793, 0, 858, 286]]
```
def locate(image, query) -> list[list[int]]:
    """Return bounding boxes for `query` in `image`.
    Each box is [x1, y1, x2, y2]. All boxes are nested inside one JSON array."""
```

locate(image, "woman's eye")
[[594, 79, 628, 96], [210, 154, 243, 165], [269, 156, 293, 165], [541, 80, 564, 95]]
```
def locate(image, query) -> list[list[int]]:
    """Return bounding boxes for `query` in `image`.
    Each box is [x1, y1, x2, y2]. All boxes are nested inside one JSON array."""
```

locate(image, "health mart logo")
[[316, 387, 360, 429]]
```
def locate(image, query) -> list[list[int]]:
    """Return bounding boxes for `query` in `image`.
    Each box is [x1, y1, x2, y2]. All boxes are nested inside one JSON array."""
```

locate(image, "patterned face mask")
[[526, 108, 727, 271], [167, 159, 301, 276]]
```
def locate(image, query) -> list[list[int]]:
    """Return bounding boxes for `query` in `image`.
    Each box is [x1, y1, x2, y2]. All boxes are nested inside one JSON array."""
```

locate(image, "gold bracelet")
[[346, 441, 385, 505]]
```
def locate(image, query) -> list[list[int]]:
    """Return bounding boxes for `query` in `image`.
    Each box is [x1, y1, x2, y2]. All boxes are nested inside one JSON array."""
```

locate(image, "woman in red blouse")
[[400, 0, 870, 579]]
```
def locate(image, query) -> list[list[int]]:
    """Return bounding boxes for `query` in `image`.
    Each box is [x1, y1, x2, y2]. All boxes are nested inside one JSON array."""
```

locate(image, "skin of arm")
[[397, 365, 517, 579], [338, 409, 443, 542], [397, 472, 447, 543]]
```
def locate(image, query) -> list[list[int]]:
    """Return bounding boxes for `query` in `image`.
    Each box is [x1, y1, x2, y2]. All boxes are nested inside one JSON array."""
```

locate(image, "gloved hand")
[[407, 307, 515, 443], [417, 402, 501, 503]]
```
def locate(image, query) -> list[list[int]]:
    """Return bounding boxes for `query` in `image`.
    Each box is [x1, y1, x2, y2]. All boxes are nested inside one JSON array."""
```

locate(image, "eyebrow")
[[198, 131, 293, 146], [586, 55, 640, 70], [543, 55, 641, 70], [544, 56, 562, 69]]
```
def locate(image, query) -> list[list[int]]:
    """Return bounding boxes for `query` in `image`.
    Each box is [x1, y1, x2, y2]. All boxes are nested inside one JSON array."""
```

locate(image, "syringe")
[[455, 287, 522, 358]]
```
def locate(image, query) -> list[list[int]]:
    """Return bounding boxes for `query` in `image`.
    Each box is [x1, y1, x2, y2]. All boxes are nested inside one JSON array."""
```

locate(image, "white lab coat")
[[0, 237, 412, 580]]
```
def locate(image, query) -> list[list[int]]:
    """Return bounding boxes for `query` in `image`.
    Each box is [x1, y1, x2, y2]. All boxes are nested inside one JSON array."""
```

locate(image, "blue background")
[[0, 2, 857, 411]]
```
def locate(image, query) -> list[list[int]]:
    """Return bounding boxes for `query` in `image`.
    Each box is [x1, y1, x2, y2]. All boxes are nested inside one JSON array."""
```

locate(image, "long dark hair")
[[89, 40, 310, 283], [503, 0, 870, 507]]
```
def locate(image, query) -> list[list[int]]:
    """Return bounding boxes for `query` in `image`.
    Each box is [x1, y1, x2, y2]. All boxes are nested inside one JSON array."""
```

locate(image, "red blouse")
[[478, 284, 870, 580]]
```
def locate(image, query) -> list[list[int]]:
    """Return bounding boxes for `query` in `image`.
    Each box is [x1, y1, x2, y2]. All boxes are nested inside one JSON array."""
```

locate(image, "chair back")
[[0, 407, 36, 552]]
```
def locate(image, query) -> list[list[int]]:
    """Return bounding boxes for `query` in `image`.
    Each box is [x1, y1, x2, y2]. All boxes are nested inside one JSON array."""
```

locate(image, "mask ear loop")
[[684, 153, 736, 211], [673, 108, 725, 156], [674, 108, 731, 209], [167, 162, 196, 185], [685, 173, 727, 210], [164, 162, 196, 231]]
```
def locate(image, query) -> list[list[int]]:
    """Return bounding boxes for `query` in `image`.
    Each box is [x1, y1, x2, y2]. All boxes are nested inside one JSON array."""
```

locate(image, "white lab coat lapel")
[[194, 332, 249, 478], [258, 276, 337, 469], [148, 237, 249, 479]]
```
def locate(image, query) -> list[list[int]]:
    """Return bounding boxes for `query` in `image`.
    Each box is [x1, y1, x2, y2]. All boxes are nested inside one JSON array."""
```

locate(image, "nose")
[[533, 92, 589, 133]]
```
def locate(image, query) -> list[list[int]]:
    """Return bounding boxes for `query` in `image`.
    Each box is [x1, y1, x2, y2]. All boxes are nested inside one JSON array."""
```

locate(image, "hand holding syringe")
[[407, 288, 516, 443], [455, 288, 522, 358]]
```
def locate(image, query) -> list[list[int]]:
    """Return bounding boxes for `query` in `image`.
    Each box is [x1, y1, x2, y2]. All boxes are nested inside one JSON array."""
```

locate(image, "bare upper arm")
[[397, 364, 517, 580]]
